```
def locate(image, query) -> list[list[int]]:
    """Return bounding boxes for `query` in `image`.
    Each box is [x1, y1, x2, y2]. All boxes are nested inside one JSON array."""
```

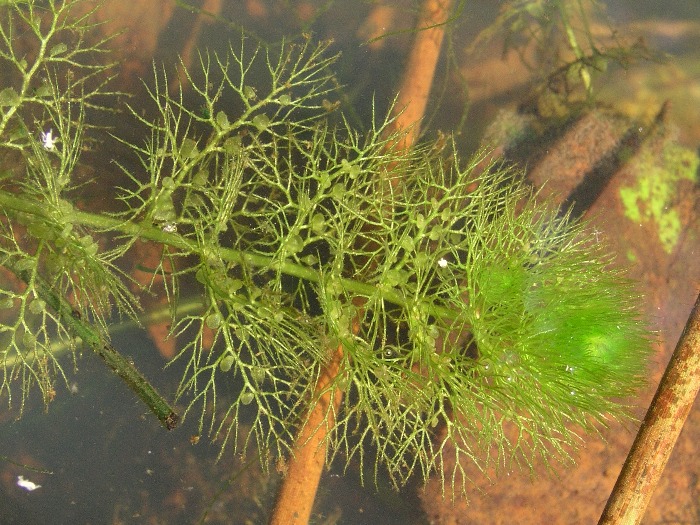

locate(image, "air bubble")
[[219, 355, 234, 372], [251, 367, 265, 384], [28, 298, 46, 314], [240, 391, 255, 405]]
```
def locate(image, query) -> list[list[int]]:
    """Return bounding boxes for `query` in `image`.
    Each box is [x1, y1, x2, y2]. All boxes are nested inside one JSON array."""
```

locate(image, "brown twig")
[[388, 0, 454, 151], [598, 292, 700, 525], [268, 343, 344, 525], [169, 0, 223, 94], [268, 1, 453, 523]]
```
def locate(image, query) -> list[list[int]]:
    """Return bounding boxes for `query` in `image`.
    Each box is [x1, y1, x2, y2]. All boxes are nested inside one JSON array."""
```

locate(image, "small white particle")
[[40, 129, 56, 151], [162, 223, 177, 233], [437, 257, 448, 268], [17, 476, 41, 491]]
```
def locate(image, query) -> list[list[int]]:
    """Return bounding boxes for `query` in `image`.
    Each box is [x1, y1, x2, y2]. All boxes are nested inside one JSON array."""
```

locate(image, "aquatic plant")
[[0, 0, 651, 496], [470, 0, 658, 117]]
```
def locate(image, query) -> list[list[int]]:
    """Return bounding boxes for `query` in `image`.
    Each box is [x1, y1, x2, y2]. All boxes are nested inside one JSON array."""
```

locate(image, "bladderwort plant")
[[0, 0, 651, 496]]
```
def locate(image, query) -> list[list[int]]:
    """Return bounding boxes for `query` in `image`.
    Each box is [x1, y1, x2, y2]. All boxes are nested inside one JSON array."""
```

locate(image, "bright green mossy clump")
[[466, 203, 650, 454], [620, 141, 699, 253]]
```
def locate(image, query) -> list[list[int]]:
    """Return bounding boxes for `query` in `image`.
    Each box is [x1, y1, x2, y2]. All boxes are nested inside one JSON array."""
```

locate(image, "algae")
[[620, 141, 698, 253]]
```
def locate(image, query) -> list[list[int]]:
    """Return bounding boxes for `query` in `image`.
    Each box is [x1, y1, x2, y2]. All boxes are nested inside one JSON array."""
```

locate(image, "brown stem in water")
[[169, 0, 223, 94], [268, 343, 344, 525], [388, 0, 454, 151], [268, 1, 453, 523], [598, 292, 700, 525]]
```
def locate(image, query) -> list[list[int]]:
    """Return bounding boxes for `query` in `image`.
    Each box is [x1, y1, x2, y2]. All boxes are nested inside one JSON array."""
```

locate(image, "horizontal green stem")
[[0, 189, 463, 321]]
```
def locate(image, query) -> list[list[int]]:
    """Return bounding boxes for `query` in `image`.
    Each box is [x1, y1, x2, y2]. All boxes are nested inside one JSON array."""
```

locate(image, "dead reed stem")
[[268, 1, 453, 523], [599, 292, 700, 525]]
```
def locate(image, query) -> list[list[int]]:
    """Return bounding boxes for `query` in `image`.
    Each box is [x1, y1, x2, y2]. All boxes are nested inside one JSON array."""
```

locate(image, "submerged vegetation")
[[470, 0, 659, 119], [0, 0, 651, 497]]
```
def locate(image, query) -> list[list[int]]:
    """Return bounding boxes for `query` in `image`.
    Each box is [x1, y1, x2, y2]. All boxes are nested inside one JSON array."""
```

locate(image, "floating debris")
[[17, 475, 41, 491]]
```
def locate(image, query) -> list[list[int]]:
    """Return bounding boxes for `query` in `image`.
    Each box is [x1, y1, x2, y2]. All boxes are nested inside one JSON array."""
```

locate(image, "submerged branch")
[[599, 292, 700, 524], [0, 190, 468, 325], [8, 261, 179, 430]]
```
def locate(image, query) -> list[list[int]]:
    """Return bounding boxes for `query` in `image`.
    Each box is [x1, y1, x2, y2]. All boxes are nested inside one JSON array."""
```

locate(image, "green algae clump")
[[620, 141, 699, 253]]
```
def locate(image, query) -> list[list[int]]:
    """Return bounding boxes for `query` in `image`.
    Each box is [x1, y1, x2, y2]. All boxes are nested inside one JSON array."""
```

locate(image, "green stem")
[[2, 293, 205, 369], [0, 1, 59, 138], [9, 259, 179, 430], [0, 189, 465, 323], [557, 1, 591, 94]]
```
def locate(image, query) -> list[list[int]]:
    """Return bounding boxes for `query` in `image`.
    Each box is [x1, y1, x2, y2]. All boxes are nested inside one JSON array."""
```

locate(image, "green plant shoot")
[[0, 0, 651, 495]]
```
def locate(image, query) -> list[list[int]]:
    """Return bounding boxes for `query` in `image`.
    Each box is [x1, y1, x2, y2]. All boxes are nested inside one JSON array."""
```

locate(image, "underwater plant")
[[469, 0, 658, 118], [0, 0, 651, 504]]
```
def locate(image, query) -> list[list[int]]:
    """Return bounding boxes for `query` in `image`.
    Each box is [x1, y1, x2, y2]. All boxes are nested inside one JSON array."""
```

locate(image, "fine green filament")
[[0, 0, 651, 496]]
